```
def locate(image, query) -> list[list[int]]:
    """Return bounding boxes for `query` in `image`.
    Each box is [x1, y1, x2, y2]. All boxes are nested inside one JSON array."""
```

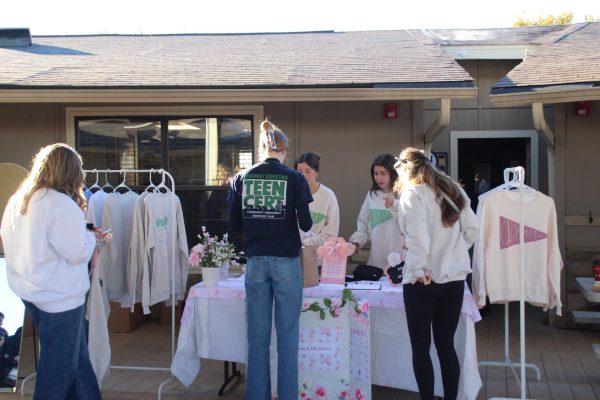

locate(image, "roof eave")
[[489, 86, 600, 106], [0, 86, 477, 104]]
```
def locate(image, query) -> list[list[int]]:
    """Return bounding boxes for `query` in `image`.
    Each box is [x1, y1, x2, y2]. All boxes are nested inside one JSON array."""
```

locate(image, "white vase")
[[219, 261, 230, 281], [202, 267, 220, 287]]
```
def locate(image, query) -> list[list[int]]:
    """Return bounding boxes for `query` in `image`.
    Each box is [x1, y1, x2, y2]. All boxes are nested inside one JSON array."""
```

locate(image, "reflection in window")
[[168, 117, 253, 187], [75, 115, 253, 250]]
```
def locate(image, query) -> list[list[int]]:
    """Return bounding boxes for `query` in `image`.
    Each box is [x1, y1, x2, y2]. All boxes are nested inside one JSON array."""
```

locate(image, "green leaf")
[[320, 310, 325, 320], [309, 303, 321, 312], [323, 298, 332, 307]]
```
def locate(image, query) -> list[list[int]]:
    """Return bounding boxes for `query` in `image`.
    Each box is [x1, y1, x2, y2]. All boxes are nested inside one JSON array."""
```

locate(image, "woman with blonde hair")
[[228, 119, 312, 400], [394, 147, 478, 400], [1, 143, 101, 399]]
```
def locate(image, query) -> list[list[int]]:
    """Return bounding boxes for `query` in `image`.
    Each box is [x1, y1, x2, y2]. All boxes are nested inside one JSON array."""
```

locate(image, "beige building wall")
[[0, 100, 413, 240], [265, 101, 413, 238], [0, 104, 65, 169]]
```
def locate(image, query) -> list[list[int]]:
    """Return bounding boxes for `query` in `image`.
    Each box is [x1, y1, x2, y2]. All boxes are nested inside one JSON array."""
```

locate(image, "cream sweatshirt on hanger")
[[143, 192, 189, 313], [349, 190, 405, 269], [398, 184, 478, 285], [98, 191, 139, 304], [126, 191, 150, 310], [472, 190, 563, 315], [301, 183, 340, 248]]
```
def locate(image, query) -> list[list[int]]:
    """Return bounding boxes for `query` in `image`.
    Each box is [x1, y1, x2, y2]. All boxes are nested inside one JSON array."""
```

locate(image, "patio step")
[[571, 310, 600, 324]]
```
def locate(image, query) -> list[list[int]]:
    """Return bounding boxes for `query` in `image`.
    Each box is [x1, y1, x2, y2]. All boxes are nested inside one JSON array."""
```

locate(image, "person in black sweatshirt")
[[228, 119, 312, 400]]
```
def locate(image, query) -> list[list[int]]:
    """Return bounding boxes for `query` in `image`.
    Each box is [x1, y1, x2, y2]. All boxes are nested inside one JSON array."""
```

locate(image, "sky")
[[2, 0, 600, 35]]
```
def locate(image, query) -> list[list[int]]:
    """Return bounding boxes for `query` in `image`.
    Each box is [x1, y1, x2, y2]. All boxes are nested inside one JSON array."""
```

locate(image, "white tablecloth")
[[172, 277, 482, 399]]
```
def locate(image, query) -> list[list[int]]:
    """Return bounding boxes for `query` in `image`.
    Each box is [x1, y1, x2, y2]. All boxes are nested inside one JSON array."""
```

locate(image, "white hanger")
[[102, 171, 114, 192], [145, 169, 157, 192], [88, 169, 102, 193], [113, 169, 132, 193], [152, 169, 170, 193]]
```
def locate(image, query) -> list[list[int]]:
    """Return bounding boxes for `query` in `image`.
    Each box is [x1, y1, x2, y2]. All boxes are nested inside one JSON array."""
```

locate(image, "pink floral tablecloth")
[[184, 276, 481, 323]]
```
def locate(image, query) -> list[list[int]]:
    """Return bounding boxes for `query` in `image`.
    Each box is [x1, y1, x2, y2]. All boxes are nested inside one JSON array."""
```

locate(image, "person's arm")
[[295, 173, 313, 232], [227, 176, 243, 232], [459, 188, 479, 247], [297, 203, 312, 232], [48, 200, 96, 264], [348, 194, 370, 248]]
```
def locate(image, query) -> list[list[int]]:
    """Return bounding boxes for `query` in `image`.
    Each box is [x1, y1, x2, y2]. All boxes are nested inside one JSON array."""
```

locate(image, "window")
[[76, 115, 254, 248]]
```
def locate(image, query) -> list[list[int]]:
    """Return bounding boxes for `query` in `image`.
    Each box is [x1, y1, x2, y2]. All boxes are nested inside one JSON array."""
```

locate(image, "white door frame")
[[449, 130, 539, 189]]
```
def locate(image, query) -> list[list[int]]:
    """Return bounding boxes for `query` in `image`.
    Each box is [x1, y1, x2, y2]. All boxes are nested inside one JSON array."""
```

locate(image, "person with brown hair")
[[0, 143, 102, 399], [228, 119, 312, 400], [394, 147, 478, 400], [349, 153, 405, 270]]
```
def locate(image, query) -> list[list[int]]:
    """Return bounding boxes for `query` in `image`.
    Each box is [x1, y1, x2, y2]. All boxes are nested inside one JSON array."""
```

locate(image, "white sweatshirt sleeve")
[[398, 188, 429, 280], [48, 200, 96, 265], [459, 190, 479, 248], [348, 193, 370, 247], [546, 200, 563, 316]]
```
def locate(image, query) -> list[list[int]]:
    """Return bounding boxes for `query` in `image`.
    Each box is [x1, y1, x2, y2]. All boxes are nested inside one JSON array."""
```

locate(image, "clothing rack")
[[20, 168, 178, 400], [481, 166, 541, 400]]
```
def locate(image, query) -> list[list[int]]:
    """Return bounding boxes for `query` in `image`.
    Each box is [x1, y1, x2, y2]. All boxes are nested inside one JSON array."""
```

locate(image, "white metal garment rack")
[[20, 168, 179, 400], [482, 166, 541, 400]]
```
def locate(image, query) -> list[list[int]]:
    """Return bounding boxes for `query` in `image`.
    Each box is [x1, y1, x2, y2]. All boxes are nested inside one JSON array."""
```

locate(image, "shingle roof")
[[0, 30, 473, 89], [492, 22, 600, 93], [410, 26, 567, 46]]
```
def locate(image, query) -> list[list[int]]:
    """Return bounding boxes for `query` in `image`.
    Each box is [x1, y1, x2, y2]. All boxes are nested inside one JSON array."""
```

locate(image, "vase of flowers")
[[188, 226, 240, 287]]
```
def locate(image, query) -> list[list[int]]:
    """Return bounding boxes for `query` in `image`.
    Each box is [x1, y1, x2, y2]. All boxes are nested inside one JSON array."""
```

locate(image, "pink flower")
[[340, 390, 348, 399], [330, 297, 341, 308], [333, 306, 342, 317], [188, 251, 201, 267], [356, 388, 364, 400], [315, 387, 326, 397], [192, 243, 204, 254], [302, 300, 311, 311], [360, 301, 369, 313]]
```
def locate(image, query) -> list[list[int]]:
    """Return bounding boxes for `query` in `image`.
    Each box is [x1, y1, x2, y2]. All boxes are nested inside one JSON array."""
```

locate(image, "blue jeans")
[[245, 256, 302, 400], [23, 301, 101, 400]]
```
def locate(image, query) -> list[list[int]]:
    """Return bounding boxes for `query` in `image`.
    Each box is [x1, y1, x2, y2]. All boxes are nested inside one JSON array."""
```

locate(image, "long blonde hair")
[[15, 143, 86, 214], [394, 147, 465, 227], [258, 119, 289, 161]]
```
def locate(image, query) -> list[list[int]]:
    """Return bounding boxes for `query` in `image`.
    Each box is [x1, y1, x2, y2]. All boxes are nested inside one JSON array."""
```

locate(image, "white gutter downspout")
[[424, 98, 451, 155], [532, 102, 555, 198]]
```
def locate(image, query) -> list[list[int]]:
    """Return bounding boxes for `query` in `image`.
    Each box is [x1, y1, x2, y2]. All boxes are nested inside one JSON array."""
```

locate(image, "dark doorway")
[[458, 137, 529, 209]]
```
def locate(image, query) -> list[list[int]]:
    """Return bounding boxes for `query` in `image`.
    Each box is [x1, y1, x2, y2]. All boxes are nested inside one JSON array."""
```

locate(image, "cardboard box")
[[107, 302, 146, 333]]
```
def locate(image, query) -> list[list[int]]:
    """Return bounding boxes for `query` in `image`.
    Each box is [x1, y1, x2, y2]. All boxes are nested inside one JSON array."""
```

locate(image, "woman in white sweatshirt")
[[0, 143, 101, 399], [349, 153, 405, 270], [294, 152, 340, 247], [394, 147, 478, 400]]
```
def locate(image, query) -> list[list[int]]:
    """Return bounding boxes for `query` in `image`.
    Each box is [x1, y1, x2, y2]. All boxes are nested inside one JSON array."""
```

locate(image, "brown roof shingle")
[[0, 30, 473, 89], [492, 22, 600, 92]]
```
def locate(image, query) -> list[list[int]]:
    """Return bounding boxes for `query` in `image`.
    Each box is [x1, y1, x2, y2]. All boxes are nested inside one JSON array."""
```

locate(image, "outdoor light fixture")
[[575, 101, 591, 116], [384, 103, 398, 119]]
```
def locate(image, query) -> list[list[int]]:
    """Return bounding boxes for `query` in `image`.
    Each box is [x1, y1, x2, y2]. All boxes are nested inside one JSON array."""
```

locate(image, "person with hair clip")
[[0, 143, 102, 399], [394, 147, 478, 400], [349, 153, 405, 270], [294, 152, 339, 247], [228, 119, 313, 400]]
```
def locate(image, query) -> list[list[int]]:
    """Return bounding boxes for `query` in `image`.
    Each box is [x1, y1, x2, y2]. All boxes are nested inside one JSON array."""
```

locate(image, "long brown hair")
[[394, 147, 464, 227], [258, 119, 289, 161], [15, 143, 86, 214]]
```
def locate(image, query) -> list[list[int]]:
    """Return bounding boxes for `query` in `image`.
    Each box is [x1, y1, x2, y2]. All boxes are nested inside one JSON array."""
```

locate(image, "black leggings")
[[403, 280, 464, 400]]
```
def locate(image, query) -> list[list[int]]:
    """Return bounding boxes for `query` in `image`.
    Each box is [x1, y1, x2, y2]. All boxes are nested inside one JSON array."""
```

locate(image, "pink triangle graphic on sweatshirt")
[[499, 216, 548, 249]]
